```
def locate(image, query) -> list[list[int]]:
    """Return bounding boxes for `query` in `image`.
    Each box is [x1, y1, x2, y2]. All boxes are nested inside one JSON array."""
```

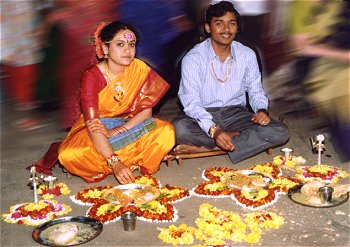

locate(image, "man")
[[172, 1, 289, 164]]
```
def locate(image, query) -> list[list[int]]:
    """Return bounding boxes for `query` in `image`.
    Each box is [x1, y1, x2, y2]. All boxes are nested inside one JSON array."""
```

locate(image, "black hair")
[[205, 1, 241, 36], [100, 21, 139, 44]]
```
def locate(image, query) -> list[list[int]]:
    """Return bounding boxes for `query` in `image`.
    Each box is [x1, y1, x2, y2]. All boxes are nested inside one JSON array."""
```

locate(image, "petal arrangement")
[[70, 175, 191, 224]]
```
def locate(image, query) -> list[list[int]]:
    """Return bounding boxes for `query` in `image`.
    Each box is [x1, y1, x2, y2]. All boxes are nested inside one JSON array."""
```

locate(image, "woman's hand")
[[111, 161, 135, 184], [86, 119, 114, 138]]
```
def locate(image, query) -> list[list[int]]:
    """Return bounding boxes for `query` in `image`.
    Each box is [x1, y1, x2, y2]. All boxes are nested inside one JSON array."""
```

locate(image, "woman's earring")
[[104, 50, 108, 58]]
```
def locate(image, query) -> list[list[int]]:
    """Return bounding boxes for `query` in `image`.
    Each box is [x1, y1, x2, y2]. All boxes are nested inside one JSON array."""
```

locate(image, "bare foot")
[[173, 144, 221, 155]]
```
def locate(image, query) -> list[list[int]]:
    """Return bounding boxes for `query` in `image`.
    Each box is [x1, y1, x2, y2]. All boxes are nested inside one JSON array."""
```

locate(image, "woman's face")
[[105, 29, 136, 66]]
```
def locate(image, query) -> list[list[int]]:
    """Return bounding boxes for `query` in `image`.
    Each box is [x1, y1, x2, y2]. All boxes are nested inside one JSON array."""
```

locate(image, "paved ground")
[[1, 97, 349, 247]]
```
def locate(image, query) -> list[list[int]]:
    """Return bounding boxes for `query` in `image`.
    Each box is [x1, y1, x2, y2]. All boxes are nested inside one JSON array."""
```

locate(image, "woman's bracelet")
[[111, 125, 128, 136], [106, 154, 120, 168]]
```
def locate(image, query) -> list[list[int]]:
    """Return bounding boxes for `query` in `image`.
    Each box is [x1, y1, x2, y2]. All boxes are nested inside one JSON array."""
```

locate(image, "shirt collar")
[[207, 38, 236, 62]]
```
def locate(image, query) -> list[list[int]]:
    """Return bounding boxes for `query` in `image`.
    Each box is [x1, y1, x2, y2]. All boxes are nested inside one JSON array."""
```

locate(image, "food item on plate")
[[300, 181, 324, 196], [133, 185, 160, 204], [48, 223, 79, 245], [102, 188, 133, 205], [332, 184, 350, 198], [221, 171, 270, 190]]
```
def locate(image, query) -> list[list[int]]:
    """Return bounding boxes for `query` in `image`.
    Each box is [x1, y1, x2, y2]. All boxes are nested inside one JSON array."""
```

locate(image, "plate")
[[32, 216, 103, 246], [288, 184, 349, 208], [221, 170, 273, 191], [104, 184, 145, 205]]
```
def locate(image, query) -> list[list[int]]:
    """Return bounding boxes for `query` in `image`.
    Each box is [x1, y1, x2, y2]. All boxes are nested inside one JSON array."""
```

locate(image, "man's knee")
[[270, 122, 289, 144], [172, 118, 192, 143]]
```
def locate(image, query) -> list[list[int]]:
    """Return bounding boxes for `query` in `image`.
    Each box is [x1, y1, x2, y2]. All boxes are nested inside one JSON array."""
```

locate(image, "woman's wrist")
[[106, 154, 121, 168]]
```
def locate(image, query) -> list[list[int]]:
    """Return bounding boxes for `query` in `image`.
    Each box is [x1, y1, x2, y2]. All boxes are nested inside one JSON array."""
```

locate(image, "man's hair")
[[205, 1, 241, 32]]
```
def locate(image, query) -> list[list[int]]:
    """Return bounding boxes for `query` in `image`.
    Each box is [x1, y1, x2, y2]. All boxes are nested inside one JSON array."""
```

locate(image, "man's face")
[[205, 11, 238, 46]]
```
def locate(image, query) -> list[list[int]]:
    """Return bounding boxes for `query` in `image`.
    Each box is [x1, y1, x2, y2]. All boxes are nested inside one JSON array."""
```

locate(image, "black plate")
[[288, 184, 349, 208], [32, 216, 103, 246]]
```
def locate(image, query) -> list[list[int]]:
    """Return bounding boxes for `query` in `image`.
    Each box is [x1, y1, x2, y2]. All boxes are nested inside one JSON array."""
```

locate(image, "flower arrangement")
[[192, 166, 286, 210], [249, 163, 282, 179], [2, 200, 71, 226], [296, 164, 349, 183], [158, 224, 196, 245], [37, 182, 71, 199], [71, 175, 188, 224], [158, 203, 284, 245], [273, 155, 306, 170], [268, 176, 302, 193]]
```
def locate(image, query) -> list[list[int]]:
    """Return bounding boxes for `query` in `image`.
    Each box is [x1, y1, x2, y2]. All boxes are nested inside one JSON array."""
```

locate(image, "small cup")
[[281, 147, 293, 161], [319, 186, 334, 204], [121, 212, 136, 231]]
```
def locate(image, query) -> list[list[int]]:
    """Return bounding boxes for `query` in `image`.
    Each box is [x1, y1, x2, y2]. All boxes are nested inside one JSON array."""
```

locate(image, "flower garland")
[[2, 200, 71, 226], [273, 155, 306, 170], [201, 167, 237, 181], [71, 175, 188, 224], [37, 182, 71, 199], [296, 164, 349, 183], [158, 203, 284, 245]]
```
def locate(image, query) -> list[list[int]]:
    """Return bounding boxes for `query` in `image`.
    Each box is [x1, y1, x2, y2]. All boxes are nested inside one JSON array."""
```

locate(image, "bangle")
[[106, 154, 120, 168], [208, 124, 218, 139]]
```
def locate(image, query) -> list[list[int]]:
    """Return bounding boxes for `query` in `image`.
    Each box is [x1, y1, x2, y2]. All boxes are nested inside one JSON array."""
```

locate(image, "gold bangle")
[[107, 154, 120, 168]]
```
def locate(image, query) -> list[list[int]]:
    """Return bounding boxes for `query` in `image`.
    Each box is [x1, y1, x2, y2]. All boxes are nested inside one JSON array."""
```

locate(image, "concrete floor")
[[1, 97, 349, 246]]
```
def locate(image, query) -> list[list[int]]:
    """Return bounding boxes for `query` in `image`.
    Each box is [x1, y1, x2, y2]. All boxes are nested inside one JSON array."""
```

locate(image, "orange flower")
[[94, 21, 111, 59]]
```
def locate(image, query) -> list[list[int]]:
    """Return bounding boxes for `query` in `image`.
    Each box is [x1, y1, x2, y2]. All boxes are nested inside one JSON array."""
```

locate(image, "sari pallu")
[[58, 59, 175, 183]]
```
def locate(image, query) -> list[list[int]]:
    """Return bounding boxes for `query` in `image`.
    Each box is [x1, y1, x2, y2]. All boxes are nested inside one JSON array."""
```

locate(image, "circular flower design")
[[2, 200, 71, 226], [296, 165, 349, 183]]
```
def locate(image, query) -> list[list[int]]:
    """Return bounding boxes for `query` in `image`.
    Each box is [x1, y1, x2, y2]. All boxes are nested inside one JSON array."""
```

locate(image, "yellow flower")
[[273, 156, 284, 165], [135, 177, 156, 186], [158, 224, 195, 245], [241, 189, 268, 201], [96, 204, 120, 216], [204, 182, 226, 191], [252, 164, 273, 174]]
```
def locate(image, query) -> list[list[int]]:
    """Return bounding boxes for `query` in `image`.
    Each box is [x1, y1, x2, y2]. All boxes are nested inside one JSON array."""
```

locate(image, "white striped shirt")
[[178, 38, 268, 134]]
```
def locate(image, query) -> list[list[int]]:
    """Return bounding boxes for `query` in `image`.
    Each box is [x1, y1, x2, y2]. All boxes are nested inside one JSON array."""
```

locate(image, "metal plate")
[[108, 184, 145, 205], [288, 184, 349, 208], [32, 216, 103, 246], [222, 170, 273, 191]]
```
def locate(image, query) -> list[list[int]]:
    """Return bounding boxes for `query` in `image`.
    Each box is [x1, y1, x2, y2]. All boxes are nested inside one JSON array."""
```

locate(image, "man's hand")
[[251, 111, 270, 126], [213, 127, 240, 151], [111, 161, 135, 184]]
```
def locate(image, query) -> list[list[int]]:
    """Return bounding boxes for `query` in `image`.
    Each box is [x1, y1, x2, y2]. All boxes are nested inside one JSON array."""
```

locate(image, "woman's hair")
[[204, 1, 241, 36], [100, 21, 139, 44], [94, 21, 139, 60]]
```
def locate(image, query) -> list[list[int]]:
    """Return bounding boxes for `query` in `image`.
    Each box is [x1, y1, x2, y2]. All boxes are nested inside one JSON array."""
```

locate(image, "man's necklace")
[[210, 58, 233, 83]]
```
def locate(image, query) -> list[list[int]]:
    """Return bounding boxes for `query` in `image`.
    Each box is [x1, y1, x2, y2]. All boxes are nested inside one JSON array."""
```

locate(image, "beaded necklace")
[[210, 57, 233, 83]]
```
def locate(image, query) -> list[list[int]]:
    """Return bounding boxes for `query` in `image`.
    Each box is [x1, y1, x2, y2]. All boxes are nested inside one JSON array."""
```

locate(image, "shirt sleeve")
[[178, 53, 215, 136], [244, 49, 269, 112], [80, 68, 103, 121]]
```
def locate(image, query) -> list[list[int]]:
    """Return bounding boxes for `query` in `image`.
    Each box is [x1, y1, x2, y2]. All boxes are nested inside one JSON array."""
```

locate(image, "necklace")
[[210, 57, 233, 83], [104, 62, 125, 104]]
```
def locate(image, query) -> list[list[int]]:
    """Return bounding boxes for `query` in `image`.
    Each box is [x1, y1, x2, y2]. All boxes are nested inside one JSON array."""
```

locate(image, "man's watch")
[[258, 109, 269, 116]]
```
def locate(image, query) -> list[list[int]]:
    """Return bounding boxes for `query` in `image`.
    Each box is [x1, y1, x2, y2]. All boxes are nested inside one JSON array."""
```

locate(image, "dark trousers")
[[172, 106, 289, 163]]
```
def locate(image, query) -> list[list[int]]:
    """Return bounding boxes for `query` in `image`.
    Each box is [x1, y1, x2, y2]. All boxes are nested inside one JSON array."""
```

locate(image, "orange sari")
[[58, 59, 175, 183]]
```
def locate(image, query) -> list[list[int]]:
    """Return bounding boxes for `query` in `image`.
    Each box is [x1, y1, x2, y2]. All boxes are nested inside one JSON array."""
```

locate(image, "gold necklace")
[[210, 57, 233, 83], [104, 62, 125, 104]]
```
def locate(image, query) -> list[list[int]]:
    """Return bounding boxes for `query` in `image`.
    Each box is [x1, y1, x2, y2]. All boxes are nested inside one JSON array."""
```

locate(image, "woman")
[[58, 21, 175, 183]]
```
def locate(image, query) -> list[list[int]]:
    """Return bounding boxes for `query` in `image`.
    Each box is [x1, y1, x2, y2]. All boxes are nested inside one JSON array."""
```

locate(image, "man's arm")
[[178, 53, 216, 136]]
